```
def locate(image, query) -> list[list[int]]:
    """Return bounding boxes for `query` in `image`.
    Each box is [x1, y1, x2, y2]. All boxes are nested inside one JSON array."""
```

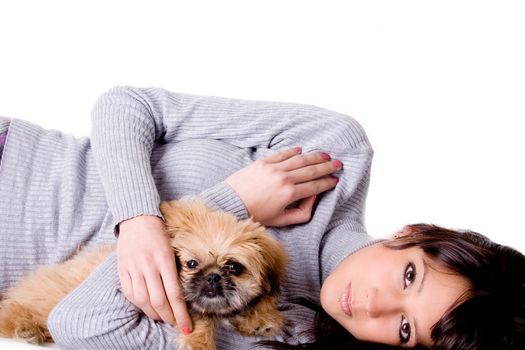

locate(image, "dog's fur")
[[0, 200, 288, 350]]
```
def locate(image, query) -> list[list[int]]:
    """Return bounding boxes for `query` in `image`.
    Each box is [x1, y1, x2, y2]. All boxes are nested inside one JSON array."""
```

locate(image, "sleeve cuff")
[[188, 181, 248, 220], [111, 181, 247, 235], [111, 198, 164, 235]]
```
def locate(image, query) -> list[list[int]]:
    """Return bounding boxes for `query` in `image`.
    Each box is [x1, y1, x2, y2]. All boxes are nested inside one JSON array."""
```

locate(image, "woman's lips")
[[340, 282, 353, 316]]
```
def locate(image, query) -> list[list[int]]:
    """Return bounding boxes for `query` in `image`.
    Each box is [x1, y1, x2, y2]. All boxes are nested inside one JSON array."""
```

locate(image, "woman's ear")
[[392, 225, 416, 239], [392, 223, 437, 239]]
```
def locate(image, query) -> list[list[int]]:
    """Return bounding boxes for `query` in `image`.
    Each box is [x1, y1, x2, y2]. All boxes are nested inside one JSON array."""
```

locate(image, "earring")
[[392, 233, 400, 239]]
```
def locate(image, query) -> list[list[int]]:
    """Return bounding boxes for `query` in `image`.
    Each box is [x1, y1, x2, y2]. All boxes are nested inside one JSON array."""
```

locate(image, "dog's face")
[[161, 200, 287, 317]]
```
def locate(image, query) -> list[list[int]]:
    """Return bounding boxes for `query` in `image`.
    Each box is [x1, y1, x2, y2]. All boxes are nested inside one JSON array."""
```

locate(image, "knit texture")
[[0, 87, 377, 349]]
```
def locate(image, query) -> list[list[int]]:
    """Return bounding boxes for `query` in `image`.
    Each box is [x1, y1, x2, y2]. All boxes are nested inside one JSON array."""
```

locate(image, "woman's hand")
[[116, 215, 192, 335], [226, 147, 342, 227]]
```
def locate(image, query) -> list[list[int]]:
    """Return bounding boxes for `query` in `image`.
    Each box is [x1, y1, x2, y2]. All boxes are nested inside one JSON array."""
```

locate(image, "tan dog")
[[0, 200, 288, 350]]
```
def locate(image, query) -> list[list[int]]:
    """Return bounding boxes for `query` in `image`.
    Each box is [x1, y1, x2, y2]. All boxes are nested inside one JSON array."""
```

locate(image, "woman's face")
[[320, 241, 470, 347]]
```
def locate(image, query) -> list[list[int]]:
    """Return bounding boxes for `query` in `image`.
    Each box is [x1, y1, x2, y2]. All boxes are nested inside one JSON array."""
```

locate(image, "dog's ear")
[[242, 221, 288, 295], [160, 199, 213, 235]]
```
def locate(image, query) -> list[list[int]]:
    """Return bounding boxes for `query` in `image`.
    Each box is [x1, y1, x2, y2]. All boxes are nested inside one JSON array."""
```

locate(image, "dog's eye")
[[226, 261, 245, 276], [186, 260, 199, 269]]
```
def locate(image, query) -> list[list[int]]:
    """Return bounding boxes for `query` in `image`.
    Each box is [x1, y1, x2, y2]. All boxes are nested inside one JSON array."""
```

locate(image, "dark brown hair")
[[385, 224, 524, 350], [258, 224, 525, 350]]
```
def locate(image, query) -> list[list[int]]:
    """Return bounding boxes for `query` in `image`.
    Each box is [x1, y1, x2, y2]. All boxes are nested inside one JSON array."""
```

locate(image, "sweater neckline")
[[320, 222, 383, 284]]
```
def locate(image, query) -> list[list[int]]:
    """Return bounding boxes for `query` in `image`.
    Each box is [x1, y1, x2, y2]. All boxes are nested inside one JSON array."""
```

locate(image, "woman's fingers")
[[275, 151, 332, 171], [129, 269, 162, 321], [120, 254, 192, 333], [262, 147, 302, 164], [287, 159, 342, 184], [262, 147, 339, 175], [271, 194, 317, 227], [160, 258, 193, 334], [292, 175, 340, 200], [226, 147, 342, 227], [143, 266, 177, 324], [119, 268, 133, 302], [261, 174, 339, 227]]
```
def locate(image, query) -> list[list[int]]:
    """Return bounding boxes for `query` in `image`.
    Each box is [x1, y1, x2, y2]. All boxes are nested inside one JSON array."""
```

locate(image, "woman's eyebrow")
[[414, 259, 428, 345], [418, 259, 428, 294]]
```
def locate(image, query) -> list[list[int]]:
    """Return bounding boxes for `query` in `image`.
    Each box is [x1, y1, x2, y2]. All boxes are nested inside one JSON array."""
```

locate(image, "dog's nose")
[[203, 273, 223, 297], [206, 273, 221, 285]]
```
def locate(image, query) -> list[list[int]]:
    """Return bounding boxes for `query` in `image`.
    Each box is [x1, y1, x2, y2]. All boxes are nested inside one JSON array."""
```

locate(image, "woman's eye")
[[404, 262, 416, 288], [399, 316, 411, 344], [186, 260, 199, 269]]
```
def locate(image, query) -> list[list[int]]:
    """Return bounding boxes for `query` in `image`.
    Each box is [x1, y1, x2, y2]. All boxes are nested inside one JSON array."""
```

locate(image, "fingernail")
[[320, 152, 331, 160], [331, 175, 339, 183], [293, 147, 302, 154], [333, 160, 343, 169], [181, 326, 192, 335]]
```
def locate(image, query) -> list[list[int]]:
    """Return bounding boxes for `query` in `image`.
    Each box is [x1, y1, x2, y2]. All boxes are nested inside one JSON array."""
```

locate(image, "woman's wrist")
[[118, 215, 165, 235], [193, 181, 249, 220]]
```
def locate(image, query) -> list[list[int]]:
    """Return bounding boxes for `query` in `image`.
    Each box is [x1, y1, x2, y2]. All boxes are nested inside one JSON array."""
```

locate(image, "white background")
[[1, 0, 524, 258], [0, 0, 525, 251], [0, 2, 524, 348]]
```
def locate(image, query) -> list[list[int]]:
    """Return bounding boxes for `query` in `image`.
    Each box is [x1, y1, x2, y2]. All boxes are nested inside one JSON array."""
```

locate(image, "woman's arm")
[[90, 86, 371, 333], [113, 146, 341, 332], [48, 253, 180, 350], [47, 151, 369, 349], [90, 86, 371, 228]]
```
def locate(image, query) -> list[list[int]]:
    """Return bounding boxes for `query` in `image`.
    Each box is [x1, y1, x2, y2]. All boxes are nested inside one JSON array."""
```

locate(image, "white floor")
[[0, 339, 57, 350]]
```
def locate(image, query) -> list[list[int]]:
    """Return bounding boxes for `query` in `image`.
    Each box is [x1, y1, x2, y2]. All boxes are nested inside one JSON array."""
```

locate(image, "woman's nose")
[[365, 287, 401, 317]]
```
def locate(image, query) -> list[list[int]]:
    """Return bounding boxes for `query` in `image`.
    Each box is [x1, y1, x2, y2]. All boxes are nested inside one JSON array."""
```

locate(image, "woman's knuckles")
[[133, 293, 150, 306], [305, 166, 319, 179], [151, 298, 169, 309]]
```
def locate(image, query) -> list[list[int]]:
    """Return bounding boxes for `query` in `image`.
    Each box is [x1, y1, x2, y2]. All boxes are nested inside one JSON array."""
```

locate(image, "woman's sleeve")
[[90, 86, 372, 228], [47, 253, 181, 349], [47, 252, 277, 350]]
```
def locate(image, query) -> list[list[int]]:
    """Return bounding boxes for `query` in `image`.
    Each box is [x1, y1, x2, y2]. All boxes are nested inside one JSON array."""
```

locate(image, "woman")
[[0, 87, 523, 349]]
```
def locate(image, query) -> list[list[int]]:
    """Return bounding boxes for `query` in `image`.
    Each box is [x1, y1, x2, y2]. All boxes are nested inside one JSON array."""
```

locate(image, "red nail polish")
[[181, 326, 192, 335], [333, 160, 343, 169], [320, 152, 331, 160], [331, 175, 339, 183], [293, 147, 302, 154]]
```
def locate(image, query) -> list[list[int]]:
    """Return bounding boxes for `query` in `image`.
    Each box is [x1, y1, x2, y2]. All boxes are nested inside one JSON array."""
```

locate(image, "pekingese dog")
[[0, 200, 288, 350]]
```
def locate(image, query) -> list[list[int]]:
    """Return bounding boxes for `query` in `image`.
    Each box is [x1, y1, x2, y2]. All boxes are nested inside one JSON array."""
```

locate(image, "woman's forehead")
[[411, 264, 471, 346]]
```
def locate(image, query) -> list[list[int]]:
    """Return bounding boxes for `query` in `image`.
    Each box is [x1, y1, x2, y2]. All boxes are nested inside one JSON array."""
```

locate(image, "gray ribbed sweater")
[[0, 87, 377, 349]]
